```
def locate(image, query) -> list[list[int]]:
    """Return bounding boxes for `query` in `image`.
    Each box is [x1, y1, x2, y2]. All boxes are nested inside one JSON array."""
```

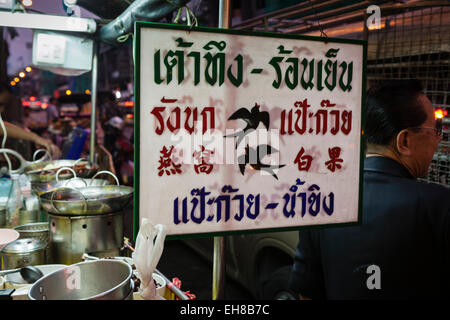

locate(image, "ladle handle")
[[32, 149, 52, 162], [50, 187, 88, 214], [0, 148, 28, 174], [90, 171, 120, 186], [0, 267, 21, 276], [55, 167, 77, 182]]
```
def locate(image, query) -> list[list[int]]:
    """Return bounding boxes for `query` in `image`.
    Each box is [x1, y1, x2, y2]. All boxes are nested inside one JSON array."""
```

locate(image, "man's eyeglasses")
[[409, 118, 443, 137]]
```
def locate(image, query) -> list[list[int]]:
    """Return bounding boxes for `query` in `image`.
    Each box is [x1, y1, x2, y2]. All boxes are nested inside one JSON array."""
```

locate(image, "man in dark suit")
[[289, 80, 450, 299]]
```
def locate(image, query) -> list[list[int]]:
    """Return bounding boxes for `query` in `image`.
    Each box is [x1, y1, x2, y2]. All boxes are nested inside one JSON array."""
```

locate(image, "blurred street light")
[[25, 66, 32, 72], [22, 0, 32, 7], [19, 72, 25, 78], [14, 77, 20, 82]]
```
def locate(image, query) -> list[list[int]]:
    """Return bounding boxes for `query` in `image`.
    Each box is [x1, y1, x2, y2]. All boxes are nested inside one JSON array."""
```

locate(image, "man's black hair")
[[0, 81, 12, 94], [365, 79, 427, 146]]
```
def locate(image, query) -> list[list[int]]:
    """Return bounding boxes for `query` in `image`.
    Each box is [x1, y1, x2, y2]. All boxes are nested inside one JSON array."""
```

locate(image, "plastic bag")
[[132, 218, 167, 300]]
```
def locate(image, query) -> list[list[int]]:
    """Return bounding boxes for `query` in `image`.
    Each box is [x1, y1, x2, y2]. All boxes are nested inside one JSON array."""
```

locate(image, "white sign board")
[[134, 23, 366, 238]]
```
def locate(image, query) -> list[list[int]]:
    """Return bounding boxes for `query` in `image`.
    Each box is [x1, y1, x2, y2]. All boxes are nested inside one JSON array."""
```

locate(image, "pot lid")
[[1, 238, 46, 253]]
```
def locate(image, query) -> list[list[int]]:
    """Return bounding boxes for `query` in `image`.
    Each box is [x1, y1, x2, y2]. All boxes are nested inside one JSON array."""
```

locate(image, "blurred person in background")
[[99, 93, 123, 128], [0, 81, 61, 159], [46, 97, 60, 124]]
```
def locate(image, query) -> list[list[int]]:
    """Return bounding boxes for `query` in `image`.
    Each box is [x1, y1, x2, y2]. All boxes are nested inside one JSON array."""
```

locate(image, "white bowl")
[[0, 229, 20, 250]]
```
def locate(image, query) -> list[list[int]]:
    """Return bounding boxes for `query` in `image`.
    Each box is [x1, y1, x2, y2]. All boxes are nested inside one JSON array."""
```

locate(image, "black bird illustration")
[[238, 144, 286, 180], [224, 103, 270, 148]]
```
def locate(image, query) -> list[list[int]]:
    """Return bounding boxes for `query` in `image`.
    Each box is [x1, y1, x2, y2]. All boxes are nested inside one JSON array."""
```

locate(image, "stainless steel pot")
[[48, 212, 123, 265], [28, 259, 133, 300], [1, 238, 46, 270], [39, 185, 133, 215], [14, 222, 49, 243], [14, 222, 50, 263]]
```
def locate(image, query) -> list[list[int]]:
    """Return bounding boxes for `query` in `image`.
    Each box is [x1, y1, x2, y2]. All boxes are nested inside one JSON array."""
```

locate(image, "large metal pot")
[[28, 259, 133, 300], [48, 212, 123, 265], [1, 238, 46, 270]]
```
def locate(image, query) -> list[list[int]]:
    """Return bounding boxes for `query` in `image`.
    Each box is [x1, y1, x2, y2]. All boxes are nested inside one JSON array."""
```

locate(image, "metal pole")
[[89, 41, 98, 164], [212, 236, 225, 300], [212, 0, 231, 301], [218, 0, 231, 28], [362, 9, 369, 43]]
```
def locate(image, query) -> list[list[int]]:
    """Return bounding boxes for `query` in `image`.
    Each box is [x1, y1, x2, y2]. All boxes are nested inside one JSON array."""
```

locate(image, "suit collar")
[[364, 156, 414, 179]]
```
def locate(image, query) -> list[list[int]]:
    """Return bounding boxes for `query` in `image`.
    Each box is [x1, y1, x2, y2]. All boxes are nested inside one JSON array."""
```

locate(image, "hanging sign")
[[134, 22, 366, 238]]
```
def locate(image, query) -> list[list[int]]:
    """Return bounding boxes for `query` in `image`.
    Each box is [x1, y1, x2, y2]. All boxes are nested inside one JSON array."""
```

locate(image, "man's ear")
[[396, 129, 413, 156]]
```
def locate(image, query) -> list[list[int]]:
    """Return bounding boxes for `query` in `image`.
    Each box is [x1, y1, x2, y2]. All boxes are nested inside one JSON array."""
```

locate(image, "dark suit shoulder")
[[413, 180, 450, 205]]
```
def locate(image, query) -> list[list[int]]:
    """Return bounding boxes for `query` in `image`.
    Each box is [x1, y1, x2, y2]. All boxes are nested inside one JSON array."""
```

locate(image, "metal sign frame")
[[133, 21, 367, 241]]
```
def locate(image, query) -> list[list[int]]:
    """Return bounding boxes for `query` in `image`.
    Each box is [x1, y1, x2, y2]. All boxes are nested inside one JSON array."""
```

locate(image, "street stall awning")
[[0, 11, 96, 33]]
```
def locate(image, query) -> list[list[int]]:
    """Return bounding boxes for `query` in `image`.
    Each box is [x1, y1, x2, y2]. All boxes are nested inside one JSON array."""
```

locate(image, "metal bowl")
[[38, 185, 133, 215], [28, 259, 133, 300]]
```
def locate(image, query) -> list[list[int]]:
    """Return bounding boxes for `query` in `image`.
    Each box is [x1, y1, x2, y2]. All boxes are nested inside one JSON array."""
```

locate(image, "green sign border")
[[133, 21, 367, 241]]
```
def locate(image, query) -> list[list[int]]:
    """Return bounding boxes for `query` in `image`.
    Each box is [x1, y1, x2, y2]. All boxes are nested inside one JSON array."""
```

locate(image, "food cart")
[[0, 0, 194, 300]]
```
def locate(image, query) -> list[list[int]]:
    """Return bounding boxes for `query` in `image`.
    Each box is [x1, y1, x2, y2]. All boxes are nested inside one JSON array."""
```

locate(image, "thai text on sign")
[[135, 23, 365, 237]]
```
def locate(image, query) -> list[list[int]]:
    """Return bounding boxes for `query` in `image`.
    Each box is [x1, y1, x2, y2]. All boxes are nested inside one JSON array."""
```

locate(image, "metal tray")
[[39, 185, 133, 215]]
